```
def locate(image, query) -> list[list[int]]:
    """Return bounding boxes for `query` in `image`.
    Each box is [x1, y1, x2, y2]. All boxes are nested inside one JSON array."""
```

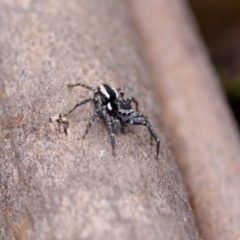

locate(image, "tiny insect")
[[50, 82, 160, 158]]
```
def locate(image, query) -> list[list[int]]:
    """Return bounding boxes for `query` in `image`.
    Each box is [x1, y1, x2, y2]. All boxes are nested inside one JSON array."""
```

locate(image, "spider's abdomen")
[[98, 84, 118, 105]]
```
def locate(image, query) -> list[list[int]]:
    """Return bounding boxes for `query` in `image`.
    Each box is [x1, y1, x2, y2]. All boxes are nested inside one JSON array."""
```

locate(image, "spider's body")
[[53, 82, 160, 158]]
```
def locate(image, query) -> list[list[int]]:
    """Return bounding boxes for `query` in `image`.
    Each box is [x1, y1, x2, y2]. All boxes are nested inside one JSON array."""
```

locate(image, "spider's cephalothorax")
[[50, 82, 160, 158]]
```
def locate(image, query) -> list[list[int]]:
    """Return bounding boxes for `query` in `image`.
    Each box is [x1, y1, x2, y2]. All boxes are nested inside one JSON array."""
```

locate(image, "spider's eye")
[[118, 110, 127, 116]]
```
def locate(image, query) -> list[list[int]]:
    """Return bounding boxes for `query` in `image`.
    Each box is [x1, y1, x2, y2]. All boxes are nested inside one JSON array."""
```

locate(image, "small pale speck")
[[99, 150, 105, 158]]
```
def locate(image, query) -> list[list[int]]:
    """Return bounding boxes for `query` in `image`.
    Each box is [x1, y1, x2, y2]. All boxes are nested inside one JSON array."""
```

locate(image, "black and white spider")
[[50, 82, 160, 158]]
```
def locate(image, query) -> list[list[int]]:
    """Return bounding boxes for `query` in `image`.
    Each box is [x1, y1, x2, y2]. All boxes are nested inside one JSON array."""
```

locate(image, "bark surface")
[[128, 0, 240, 239], [0, 0, 200, 240]]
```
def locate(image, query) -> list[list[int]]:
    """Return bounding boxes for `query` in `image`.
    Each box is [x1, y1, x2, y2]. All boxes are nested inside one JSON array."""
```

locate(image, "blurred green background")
[[188, 0, 240, 126]]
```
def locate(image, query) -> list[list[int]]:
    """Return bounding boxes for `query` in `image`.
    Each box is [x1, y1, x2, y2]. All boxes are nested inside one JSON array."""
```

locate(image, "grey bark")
[[0, 0, 200, 239]]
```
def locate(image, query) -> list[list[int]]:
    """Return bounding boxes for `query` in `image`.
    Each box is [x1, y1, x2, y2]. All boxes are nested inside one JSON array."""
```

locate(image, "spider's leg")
[[107, 117, 117, 156], [82, 110, 98, 139], [67, 82, 94, 91], [102, 108, 116, 155], [130, 116, 160, 158], [127, 97, 139, 112], [110, 117, 121, 133], [64, 98, 94, 117], [150, 135, 153, 146]]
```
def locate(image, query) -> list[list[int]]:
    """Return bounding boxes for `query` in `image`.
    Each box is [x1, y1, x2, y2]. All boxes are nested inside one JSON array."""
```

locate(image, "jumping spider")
[[50, 82, 160, 158]]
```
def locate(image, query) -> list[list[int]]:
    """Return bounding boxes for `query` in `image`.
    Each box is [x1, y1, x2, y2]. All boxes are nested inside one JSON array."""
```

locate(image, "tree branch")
[[0, 0, 200, 239]]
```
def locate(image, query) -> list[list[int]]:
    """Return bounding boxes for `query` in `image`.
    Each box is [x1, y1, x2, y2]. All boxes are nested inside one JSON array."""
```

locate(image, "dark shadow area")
[[188, 0, 240, 127]]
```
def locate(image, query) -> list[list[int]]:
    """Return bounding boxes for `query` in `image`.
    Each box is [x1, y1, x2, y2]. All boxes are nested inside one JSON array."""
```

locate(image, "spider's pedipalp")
[[117, 86, 125, 98]]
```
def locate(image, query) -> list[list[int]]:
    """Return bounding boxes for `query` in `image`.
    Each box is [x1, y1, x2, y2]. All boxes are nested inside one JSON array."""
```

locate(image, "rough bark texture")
[[128, 0, 240, 239], [0, 0, 200, 239]]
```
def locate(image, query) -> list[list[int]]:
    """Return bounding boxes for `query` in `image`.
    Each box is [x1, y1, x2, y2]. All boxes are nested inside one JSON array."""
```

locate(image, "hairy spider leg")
[[150, 134, 153, 146], [110, 117, 121, 133], [102, 107, 116, 155], [67, 82, 95, 91], [129, 114, 160, 158], [63, 98, 94, 117], [82, 110, 98, 139], [126, 97, 139, 112]]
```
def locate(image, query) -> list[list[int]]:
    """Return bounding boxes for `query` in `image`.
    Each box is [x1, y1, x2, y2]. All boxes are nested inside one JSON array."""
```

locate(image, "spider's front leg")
[[129, 115, 160, 159], [126, 97, 139, 112]]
